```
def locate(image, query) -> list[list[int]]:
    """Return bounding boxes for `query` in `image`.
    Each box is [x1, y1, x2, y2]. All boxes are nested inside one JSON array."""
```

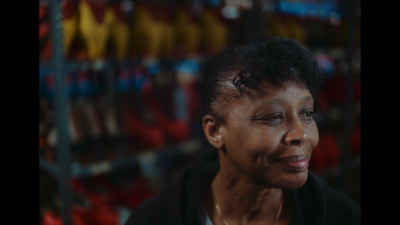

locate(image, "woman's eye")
[[253, 113, 284, 125], [271, 113, 284, 120], [301, 111, 314, 121]]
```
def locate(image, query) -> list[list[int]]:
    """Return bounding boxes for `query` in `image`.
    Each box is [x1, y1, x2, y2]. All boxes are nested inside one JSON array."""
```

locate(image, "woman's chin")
[[278, 170, 309, 190]]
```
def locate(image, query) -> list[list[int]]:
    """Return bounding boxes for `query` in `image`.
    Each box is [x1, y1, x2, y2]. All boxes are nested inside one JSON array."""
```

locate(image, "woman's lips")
[[274, 155, 310, 172]]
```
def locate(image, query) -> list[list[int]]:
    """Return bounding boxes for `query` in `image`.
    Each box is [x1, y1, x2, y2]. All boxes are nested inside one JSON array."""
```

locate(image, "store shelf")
[[39, 157, 59, 177], [40, 59, 111, 72], [71, 138, 203, 178], [39, 139, 203, 178]]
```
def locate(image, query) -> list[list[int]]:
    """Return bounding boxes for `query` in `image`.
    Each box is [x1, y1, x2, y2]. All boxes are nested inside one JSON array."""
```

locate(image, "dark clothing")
[[125, 146, 360, 225]]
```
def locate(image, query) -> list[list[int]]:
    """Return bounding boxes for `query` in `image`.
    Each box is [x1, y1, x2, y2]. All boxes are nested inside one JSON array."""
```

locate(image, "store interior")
[[39, 0, 361, 224]]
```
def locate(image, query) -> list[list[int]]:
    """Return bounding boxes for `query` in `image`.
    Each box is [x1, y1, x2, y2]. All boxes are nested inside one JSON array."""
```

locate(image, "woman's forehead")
[[218, 78, 310, 100]]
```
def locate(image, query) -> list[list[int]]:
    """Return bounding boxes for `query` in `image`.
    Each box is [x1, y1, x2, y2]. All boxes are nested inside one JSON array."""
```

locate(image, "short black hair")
[[200, 37, 324, 122]]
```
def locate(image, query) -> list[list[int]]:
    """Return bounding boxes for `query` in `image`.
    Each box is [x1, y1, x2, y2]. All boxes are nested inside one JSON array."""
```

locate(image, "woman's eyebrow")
[[264, 95, 313, 106], [303, 96, 314, 103]]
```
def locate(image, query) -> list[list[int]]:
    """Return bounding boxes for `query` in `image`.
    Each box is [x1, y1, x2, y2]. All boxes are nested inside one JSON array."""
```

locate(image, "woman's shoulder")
[[307, 172, 359, 207], [306, 171, 361, 225], [325, 186, 361, 225], [123, 193, 167, 225]]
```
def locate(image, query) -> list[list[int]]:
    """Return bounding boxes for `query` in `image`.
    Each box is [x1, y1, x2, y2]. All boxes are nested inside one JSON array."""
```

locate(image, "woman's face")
[[219, 80, 319, 190]]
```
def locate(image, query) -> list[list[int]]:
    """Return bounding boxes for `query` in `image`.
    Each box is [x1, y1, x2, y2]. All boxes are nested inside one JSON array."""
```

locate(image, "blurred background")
[[39, 0, 361, 224]]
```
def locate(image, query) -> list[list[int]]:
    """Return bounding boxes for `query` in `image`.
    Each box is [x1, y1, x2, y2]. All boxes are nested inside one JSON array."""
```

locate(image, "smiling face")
[[207, 80, 319, 190]]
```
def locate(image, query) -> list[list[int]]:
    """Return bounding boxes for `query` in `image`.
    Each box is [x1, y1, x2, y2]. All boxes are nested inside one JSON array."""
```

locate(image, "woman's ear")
[[202, 114, 225, 149]]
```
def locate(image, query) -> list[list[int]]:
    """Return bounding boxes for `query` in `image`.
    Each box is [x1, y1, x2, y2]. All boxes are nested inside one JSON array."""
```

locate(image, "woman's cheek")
[[309, 125, 319, 151]]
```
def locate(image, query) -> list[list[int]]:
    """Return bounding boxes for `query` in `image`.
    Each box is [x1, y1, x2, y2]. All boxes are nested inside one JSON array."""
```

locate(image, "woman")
[[124, 37, 360, 225]]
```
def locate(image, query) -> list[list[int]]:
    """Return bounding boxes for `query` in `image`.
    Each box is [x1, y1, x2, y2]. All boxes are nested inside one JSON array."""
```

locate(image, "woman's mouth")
[[273, 155, 310, 172]]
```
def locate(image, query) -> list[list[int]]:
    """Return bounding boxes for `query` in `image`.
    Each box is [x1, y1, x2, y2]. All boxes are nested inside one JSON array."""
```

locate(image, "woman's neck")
[[204, 171, 284, 225]]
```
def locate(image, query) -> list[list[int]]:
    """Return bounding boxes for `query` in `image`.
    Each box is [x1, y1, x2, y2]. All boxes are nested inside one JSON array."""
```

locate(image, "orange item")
[[309, 139, 328, 174], [322, 132, 341, 168], [78, 0, 113, 60], [108, 1, 131, 59], [131, 5, 164, 57], [173, 8, 201, 56], [62, 0, 78, 57], [200, 8, 229, 55]]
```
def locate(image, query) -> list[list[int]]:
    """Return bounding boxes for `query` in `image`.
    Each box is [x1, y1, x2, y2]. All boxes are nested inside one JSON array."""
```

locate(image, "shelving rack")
[[44, 1, 73, 224], [39, 0, 360, 224]]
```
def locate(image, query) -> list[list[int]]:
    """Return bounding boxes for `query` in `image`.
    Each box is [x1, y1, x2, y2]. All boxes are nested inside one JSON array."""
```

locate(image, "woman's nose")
[[283, 119, 309, 146]]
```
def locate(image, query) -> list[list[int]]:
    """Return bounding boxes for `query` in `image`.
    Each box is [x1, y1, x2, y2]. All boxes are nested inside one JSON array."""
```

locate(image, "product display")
[[39, 1, 51, 60], [62, 0, 78, 57], [78, 0, 114, 60], [39, 1, 360, 224]]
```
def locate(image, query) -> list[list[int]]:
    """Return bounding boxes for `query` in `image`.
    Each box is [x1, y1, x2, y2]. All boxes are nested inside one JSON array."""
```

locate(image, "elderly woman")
[[124, 37, 360, 225]]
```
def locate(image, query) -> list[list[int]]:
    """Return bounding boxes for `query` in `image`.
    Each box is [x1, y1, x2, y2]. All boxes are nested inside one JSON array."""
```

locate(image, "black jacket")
[[125, 146, 360, 225]]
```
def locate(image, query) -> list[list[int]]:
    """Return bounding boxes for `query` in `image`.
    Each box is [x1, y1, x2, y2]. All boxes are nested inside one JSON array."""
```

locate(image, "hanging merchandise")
[[322, 74, 346, 105], [306, 19, 337, 47], [132, 65, 153, 95], [200, 7, 229, 55], [80, 99, 105, 140], [39, 66, 51, 99], [117, 60, 190, 146], [173, 59, 201, 122], [309, 131, 341, 174], [208, 0, 222, 7], [39, 0, 48, 21], [39, 8, 50, 41], [315, 91, 330, 113], [70, 178, 121, 225], [267, 14, 291, 38], [130, 4, 164, 58], [90, 69, 105, 96], [108, 0, 133, 60], [266, 14, 305, 44], [66, 70, 86, 143], [115, 66, 132, 93], [78, 0, 113, 60], [61, 0, 78, 58], [275, 0, 341, 22], [39, 1, 52, 60], [66, 70, 80, 98], [41, 210, 67, 225], [114, 176, 159, 210], [77, 69, 92, 97], [41, 183, 93, 225], [121, 95, 165, 149], [89, 201, 119, 225], [80, 174, 159, 212], [40, 67, 85, 147], [143, 93, 190, 143], [173, 7, 201, 57], [46, 100, 85, 147], [143, 58, 161, 77], [138, 152, 162, 189], [285, 16, 306, 44], [316, 53, 335, 77], [158, 6, 176, 57], [322, 132, 341, 169], [76, 69, 107, 141], [39, 95, 54, 151], [41, 42, 53, 61], [102, 100, 122, 139], [308, 138, 328, 174], [128, 59, 191, 143]]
